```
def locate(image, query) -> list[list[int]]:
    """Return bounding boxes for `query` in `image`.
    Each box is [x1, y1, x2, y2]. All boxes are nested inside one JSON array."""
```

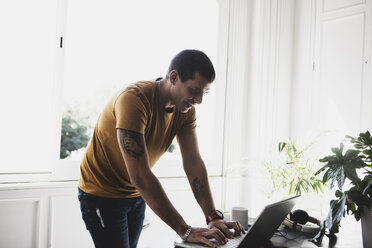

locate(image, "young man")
[[78, 50, 245, 248]]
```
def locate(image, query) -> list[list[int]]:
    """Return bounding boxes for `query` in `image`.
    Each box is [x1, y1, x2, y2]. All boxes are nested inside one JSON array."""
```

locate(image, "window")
[[0, 0, 227, 182], [0, 0, 59, 176], [60, 0, 224, 178]]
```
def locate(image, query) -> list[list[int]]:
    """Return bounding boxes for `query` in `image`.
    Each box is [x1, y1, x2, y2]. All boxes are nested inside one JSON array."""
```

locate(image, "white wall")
[[0, 182, 92, 248]]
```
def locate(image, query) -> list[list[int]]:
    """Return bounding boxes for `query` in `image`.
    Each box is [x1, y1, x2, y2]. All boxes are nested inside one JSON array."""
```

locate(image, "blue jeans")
[[78, 188, 146, 248]]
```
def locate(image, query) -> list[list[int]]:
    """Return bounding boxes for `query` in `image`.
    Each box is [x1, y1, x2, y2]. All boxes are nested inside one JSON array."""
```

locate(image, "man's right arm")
[[116, 128, 226, 247]]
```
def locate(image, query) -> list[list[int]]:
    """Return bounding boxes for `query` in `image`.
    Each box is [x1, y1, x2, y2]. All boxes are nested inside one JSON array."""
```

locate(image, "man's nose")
[[194, 93, 203, 104]]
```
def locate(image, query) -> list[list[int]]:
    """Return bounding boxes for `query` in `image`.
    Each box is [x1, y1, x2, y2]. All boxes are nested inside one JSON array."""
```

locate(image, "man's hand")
[[208, 219, 246, 238], [186, 227, 227, 248]]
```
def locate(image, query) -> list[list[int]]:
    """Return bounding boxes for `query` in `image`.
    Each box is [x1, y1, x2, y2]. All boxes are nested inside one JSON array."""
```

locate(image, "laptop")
[[174, 195, 300, 248]]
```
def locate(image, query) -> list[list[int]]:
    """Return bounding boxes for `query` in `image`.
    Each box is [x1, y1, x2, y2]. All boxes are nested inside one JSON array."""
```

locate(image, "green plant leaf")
[[326, 166, 345, 191], [319, 155, 337, 164], [347, 189, 363, 206], [279, 142, 287, 152], [349, 131, 372, 149], [326, 193, 346, 233], [313, 130, 372, 240], [318, 144, 367, 190], [354, 210, 361, 221], [312, 193, 346, 242], [363, 149, 372, 158], [267, 137, 325, 198], [348, 202, 356, 213], [362, 181, 372, 195], [310, 223, 326, 244], [335, 190, 343, 198], [321, 169, 329, 184], [331, 143, 344, 157]]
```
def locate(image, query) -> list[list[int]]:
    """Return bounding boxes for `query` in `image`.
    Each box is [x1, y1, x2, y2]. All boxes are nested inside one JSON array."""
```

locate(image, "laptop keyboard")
[[217, 234, 245, 248]]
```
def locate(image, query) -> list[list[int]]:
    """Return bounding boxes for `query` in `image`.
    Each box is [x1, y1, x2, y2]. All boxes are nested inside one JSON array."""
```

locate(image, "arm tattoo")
[[118, 129, 145, 159], [191, 178, 205, 203]]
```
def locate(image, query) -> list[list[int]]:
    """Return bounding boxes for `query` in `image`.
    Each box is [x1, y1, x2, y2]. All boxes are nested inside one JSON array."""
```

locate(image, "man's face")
[[170, 71, 212, 113]]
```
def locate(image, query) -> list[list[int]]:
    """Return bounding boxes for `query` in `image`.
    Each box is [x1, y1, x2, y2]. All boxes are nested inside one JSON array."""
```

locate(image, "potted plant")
[[264, 138, 324, 198], [312, 131, 372, 247]]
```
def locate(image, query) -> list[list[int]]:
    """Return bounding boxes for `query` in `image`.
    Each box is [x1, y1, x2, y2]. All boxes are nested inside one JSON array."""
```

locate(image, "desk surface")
[[142, 214, 363, 248], [266, 222, 362, 248]]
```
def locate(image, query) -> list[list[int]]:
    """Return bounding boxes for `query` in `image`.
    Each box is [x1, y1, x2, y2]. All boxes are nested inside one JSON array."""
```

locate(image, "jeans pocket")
[[79, 196, 101, 231]]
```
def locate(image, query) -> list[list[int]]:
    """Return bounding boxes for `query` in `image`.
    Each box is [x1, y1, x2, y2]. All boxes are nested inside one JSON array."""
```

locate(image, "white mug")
[[231, 207, 248, 230]]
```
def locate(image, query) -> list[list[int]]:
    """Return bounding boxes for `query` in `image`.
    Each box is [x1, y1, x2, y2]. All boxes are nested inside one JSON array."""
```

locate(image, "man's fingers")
[[215, 228, 228, 243], [199, 237, 218, 248], [225, 221, 244, 236], [239, 223, 246, 233], [233, 222, 246, 236], [206, 228, 226, 244], [209, 220, 236, 238], [219, 224, 234, 238], [232, 221, 242, 236], [188, 227, 227, 247]]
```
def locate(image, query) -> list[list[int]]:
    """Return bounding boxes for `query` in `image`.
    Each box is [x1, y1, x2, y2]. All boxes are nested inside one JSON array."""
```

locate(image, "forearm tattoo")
[[118, 129, 145, 159], [191, 178, 205, 203]]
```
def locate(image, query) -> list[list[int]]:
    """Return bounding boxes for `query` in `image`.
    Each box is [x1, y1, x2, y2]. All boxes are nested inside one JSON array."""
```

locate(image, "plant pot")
[[361, 205, 372, 248]]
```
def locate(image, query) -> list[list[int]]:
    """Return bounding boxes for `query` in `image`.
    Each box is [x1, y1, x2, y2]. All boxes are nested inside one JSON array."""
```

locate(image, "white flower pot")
[[361, 205, 372, 248]]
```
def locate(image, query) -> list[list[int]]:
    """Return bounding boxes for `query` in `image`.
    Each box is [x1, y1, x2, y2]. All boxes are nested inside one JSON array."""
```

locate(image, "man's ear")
[[169, 70, 178, 85]]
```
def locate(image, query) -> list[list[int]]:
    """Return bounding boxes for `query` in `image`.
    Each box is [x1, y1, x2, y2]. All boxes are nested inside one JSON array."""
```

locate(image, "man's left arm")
[[176, 132, 245, 237]]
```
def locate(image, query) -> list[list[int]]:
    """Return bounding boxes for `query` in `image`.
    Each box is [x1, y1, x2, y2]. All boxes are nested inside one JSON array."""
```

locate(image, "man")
[[78, 49, 245, 248]]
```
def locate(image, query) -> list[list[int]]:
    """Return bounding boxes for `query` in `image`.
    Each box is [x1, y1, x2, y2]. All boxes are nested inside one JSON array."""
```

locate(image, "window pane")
[[61, 0, 220, 175], [0, 0, 58, 173]]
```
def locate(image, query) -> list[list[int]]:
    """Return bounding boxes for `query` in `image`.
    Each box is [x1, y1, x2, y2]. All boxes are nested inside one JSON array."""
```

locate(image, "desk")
[[266, 220, 362, 248], [142, 214, 363, 248]]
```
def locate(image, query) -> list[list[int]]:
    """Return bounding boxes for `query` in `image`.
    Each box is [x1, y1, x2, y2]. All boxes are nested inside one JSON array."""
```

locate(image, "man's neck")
[[157, 78, 174, 110]]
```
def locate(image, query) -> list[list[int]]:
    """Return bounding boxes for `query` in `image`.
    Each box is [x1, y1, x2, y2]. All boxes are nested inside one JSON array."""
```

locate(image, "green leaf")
[[335, 190, 343, 198], [311, 222, 325, 243], [326, 166, 345, 190], [312, 130, 372, 239], [319, 155, 337, 163], [322, 169, 330, 184], [363, 182, 372, 195], [349, 131, 372, 149], [354, 210, 361, 221], [323, 193, 346, 235], [267, 137, 326, 198], [347, 190, 363, 206], [331, 143, 344, 157], [279, 142, 287, 152], [317, 144, 368, 190], [350, 202, 356, 212], [315, 164, 328, 176], [363, 149, 372, 157]]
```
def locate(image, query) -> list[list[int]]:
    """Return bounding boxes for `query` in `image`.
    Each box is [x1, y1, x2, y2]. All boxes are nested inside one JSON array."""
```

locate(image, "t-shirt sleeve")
[[114, 92, 148, 134], [178, 107, 197, 135]]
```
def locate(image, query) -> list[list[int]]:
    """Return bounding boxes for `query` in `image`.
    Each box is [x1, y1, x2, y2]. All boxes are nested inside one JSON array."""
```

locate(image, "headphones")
[[282, 209, 321, 234]]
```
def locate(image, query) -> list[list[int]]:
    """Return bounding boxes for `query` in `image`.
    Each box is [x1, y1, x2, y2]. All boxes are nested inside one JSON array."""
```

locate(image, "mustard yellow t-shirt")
[[79, 81, 196, 198]]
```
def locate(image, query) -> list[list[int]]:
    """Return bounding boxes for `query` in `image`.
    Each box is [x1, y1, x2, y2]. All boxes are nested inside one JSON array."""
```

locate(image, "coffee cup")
[[231, 206, 248, 230]]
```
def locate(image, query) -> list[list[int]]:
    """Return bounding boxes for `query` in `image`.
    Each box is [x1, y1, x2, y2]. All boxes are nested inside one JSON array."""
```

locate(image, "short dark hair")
[[167, 49, 215, 82]]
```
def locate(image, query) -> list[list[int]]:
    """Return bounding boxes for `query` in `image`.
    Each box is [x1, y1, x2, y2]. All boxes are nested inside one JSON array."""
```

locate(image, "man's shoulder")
[[112, 80, 156, 104], [124, 80, 156, 97], [111, 80, 157, 113]]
